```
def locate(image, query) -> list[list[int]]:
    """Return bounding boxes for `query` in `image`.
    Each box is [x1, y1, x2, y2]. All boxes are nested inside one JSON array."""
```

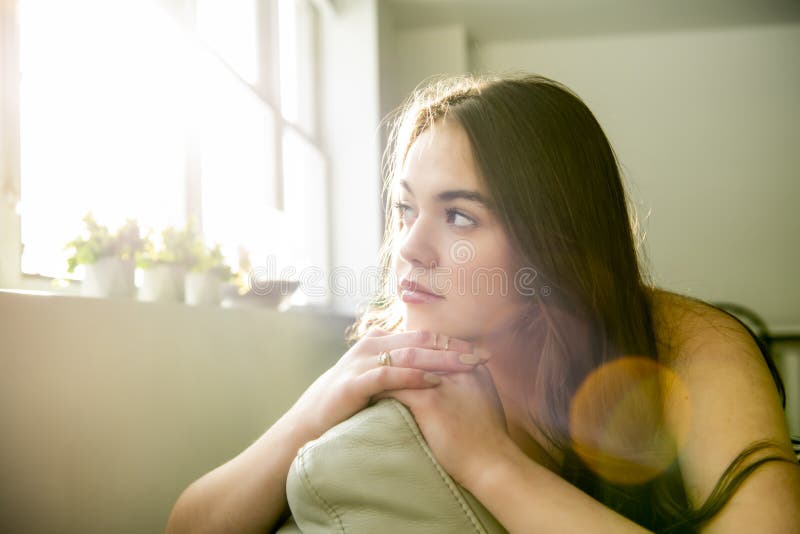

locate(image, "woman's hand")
[[374, 363, 514, 490], [284, 328, 490, 444]]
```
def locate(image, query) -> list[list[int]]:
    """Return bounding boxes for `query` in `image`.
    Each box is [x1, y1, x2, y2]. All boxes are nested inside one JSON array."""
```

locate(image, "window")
[[6, 0, 328, 305]]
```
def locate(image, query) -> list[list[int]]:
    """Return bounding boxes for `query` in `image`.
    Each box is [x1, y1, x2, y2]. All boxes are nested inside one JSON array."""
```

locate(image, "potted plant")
[[65, 213, 144, 298], [184, 242, 234, 306], [136, 224, 196, 302]]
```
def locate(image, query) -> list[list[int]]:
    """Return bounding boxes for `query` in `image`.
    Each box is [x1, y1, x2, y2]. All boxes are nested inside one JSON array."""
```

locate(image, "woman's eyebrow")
[[399, 179, 493, 209]]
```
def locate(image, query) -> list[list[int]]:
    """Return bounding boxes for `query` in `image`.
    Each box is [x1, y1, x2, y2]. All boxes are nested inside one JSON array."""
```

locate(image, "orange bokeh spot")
[[569, 356, 691, 485]]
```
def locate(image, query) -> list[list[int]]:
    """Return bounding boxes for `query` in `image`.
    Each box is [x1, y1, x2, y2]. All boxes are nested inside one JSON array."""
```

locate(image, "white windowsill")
[[0, 286, 357, 322]]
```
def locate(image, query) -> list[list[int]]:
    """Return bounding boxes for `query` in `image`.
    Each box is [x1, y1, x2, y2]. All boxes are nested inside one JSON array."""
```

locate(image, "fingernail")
[[474, 348, 492, 361], [423, 372, 442, 384], [459, 353, 480, 365]]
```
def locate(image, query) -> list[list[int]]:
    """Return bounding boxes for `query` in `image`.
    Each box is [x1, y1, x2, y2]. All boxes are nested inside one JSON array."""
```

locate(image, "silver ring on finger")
[[433, 332, 438, 350], [442, 334, 450, 351], [378, 350, 392, 367]]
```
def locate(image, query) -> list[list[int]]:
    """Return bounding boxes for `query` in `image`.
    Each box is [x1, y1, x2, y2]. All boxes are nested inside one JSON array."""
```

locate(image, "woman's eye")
[[446, 208, 476, 228], [393, 201, 415, 225], [394, 201, 476, 229]]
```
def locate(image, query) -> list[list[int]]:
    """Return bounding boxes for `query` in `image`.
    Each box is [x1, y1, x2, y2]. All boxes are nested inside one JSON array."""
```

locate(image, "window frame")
[[0, 0, 330, 303]]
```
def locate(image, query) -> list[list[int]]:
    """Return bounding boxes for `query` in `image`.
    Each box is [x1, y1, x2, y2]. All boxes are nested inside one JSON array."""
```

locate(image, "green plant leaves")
[[64, 213, 144, 273], [65, 214, 233, 280]]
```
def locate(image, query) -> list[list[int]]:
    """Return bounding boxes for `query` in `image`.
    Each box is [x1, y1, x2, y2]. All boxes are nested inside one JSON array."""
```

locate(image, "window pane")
[[19, 0, 188, 278], [279, 0, 316, 135], [195, 0, 259, 85], [282, 127, 328, 305], [198, 52, 277, 268]]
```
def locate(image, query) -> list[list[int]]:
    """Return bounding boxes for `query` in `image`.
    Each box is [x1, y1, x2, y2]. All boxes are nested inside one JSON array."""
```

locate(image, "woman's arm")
[[164, 411, 315, 534], [467, 439, 651, 533]]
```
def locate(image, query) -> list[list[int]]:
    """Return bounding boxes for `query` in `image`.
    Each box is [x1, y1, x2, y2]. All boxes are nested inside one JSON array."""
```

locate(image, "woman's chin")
[[401, 308, 526, 344]]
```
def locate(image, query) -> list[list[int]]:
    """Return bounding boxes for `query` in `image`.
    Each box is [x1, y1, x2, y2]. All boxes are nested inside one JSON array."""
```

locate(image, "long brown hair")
[[345, 74, 793, 532]]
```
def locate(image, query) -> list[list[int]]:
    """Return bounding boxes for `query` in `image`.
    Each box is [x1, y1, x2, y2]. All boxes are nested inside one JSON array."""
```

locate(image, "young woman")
[[166, 75, 800, 533]]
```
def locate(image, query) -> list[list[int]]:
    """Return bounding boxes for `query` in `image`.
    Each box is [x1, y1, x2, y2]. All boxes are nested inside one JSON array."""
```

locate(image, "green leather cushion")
[[275, 398, 507, 533]]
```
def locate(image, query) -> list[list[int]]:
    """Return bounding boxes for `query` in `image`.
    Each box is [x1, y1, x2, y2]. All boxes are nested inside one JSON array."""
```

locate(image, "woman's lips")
[[399, 278, 445, 304], [400, 288, 445, 304]]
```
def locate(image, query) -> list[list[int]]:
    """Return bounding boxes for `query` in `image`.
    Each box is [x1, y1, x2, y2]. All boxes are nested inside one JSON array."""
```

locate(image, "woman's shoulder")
[[644, 289, 799, 522], [645, 286, 783, 429], [645, 287, 764, 372]]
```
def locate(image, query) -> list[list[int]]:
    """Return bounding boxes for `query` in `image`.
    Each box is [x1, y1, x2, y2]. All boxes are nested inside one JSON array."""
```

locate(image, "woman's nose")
[[397, 217, 439, 269]]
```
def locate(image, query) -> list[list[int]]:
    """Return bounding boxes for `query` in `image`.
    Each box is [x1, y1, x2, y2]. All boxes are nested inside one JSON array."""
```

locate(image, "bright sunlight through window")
[[18, 0, 325, 301], [20, 0, 188, 278]]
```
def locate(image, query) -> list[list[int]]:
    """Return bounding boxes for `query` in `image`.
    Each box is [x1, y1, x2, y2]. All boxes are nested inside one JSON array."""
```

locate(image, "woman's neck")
[[482, 334, 537, 424], [478, 320, 565, 471]]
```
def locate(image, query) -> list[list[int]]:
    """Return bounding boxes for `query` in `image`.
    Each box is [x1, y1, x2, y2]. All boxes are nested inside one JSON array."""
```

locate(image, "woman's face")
[[391, 120, 528, 343]]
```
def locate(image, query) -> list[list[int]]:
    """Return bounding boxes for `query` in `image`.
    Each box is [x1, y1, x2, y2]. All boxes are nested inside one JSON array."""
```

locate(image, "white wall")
[[382, 23, 468, 115], [473, 23, 800, 331], [0, 290, 350, 533], [377, 1, 469, 119]]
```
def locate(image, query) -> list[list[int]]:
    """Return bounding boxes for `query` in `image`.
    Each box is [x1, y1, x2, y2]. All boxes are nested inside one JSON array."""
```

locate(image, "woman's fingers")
[[364, 327, 390, 338], [387, 346, 490, 372], [352, 366, 442, 399], [362, 329, 490, 359]]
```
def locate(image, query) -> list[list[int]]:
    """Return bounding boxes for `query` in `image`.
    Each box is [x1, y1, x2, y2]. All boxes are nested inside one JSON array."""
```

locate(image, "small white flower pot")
[[81, 257, 136, 298], [184, 272, 222, 306], [139, 264, 186, 302]]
